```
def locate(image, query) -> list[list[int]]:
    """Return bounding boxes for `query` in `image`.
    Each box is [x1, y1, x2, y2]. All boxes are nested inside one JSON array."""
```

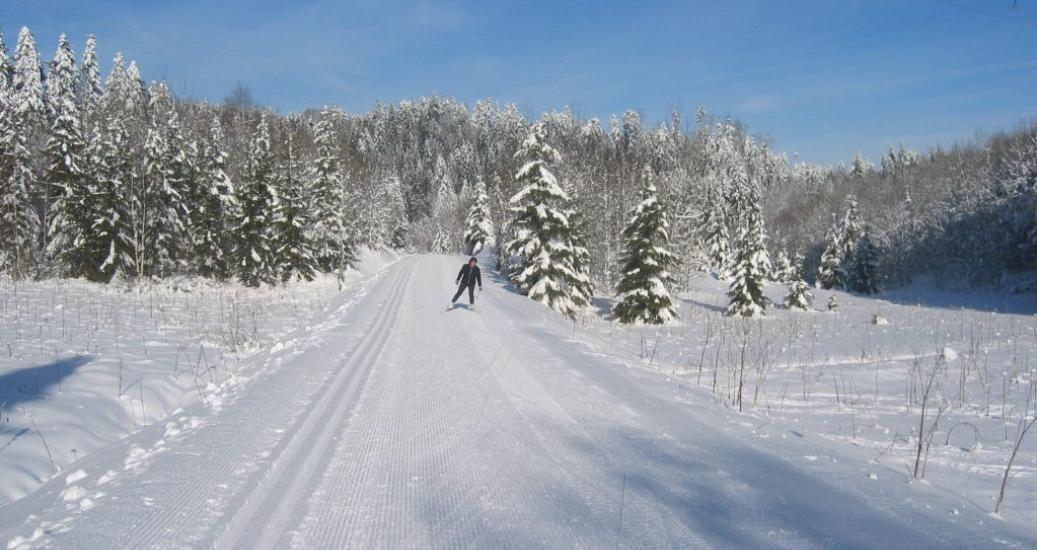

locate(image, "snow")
[[0, 247, 399, 505], [0, 254, 1034, 548]]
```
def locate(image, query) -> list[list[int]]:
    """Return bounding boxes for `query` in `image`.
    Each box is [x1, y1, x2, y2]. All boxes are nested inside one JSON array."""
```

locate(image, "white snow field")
[[1, 254, 1036, 548]]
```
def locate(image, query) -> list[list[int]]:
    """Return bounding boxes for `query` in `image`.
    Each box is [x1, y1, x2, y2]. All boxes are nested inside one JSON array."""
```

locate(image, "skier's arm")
[[456, 266, 465, 284], [476, 268, 482, 288]]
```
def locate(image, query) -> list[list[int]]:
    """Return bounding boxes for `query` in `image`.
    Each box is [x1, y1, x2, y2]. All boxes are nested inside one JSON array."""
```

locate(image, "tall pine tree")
[[613, 167, 679, 324], [848, 225, 880, 294], [0, 86, 38, 278], [233, 115, 278, 287], [701, 184, 730, 275], [79, 34, 102, 114], [92, 119, 135, 281], [505, 122, 586, 317], [273, 118, 317, 282], [308, 107, 354, 272], [726, 183, 771, 317], [44, 34, 91, 277], [463, 179, 494, 255], [192, 117, 237, 279], [817, 223, 845, 290]]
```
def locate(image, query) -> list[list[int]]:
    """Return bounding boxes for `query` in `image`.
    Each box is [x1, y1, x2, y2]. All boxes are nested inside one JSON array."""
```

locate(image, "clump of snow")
[[59, 485, 87, 502], [64, 470, 88, 485]]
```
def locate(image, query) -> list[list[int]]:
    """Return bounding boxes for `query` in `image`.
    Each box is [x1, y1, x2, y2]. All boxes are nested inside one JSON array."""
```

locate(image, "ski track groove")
[[216, 259, 415, 550]]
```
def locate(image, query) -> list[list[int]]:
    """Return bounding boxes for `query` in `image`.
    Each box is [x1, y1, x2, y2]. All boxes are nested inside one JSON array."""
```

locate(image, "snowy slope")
[[1, 254, 1035, 548]]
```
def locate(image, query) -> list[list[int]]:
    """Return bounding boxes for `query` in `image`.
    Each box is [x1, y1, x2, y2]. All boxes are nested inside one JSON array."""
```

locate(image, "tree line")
[[3, 27, 1036, 313]]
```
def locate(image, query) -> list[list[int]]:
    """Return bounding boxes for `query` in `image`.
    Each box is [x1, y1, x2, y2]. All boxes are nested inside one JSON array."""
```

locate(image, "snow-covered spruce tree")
[[134, 87, 192, 278], [155, 94, 193, 276], [44, 34, 93, 277], [430, 173, 458, 253], [613, 167, 679, 325], [848, 225, 880, 294], [783, 266, 813, 311], [817, 225, 844, 290], [701, 184, 730, 275], [851, 152, 873, 179], [505, 122, 587, 317], [838, 194, 863, 269], [0, 95, 39, 278], [101, 53, 132, 115], [191, 117, 237, 279], [726, 183, 771, 317], [0, 30, 12, 90], [12, 27, 45, 125], [273, 119, 317, 283], [463, 179, 494, 255], [308, 107, 354, 273], [79, 34, 103, 114], [135, 125, 166, 276], [233, 115, 278, 287], [91, 119, 135, 281]]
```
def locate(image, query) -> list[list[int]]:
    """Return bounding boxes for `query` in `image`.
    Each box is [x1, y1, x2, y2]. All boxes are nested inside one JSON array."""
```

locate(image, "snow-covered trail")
[[2, 254, 1036, 549]]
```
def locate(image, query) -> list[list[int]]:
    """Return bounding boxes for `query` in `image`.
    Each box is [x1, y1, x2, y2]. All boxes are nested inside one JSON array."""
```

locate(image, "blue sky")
[[3, 0, 1037, 164]]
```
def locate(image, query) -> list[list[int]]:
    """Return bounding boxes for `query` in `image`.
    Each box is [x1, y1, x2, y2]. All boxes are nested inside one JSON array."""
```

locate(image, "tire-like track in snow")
[[2, 254, 1036, 549]]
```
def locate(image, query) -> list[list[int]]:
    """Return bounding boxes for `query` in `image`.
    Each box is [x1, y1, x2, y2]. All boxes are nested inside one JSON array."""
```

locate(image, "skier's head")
[[469, 257, 478, 266]]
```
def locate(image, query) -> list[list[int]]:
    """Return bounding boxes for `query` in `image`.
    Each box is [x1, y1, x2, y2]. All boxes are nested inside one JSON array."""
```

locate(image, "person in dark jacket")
[[451, 257, 483, 306]]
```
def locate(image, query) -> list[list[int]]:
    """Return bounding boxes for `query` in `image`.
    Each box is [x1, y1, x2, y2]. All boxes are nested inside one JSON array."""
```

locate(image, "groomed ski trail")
[[1, 254, 1036, 549]]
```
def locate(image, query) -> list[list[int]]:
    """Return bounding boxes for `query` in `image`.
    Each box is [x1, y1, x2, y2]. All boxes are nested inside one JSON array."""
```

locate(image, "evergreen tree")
[[233, 115, 278, 287], [92, 119, 135, 281], [273, 119, 317, 282], [136, 87, 190, 277], [505, 122, 585, 317], [308, 108, 354, 272], [701, 184, 730, 274], [44, 34, 91, 276], [0, 30, 13, 92], [430, 174, 457, 252], [0, 103, 39, 278], [838, 194, 863, 268], [12, 27, 45, 124], [773, 248, 793, 282], [463, 179, 494, 255], [102, 53, 132, 115], [79, 34, 103, 113], [817, 225, 844, 290], [613, 167, 679, 324], [783, 266, 813, 311], [851, 152, 872, 178], [726, 183, 771, 317], [125, 61, 146, 112], [192, 117, 237, 279], [848, 225, 880, 294]]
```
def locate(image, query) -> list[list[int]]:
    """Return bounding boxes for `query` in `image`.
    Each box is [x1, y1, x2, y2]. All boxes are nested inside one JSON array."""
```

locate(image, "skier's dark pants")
[[452, 283, 476, 305]]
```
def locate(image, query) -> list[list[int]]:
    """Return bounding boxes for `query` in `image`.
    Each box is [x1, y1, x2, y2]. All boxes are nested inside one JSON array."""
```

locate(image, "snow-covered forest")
[[4, 27, 1037, 296]]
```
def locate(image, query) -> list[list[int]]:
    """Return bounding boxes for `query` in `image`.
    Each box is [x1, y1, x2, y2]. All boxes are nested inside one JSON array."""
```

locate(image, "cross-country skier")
[[451, 257, 483, 307]]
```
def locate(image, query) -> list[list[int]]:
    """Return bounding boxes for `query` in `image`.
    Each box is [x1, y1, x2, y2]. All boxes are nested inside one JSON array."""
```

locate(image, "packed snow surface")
[[0, 254, 1035, 548]]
